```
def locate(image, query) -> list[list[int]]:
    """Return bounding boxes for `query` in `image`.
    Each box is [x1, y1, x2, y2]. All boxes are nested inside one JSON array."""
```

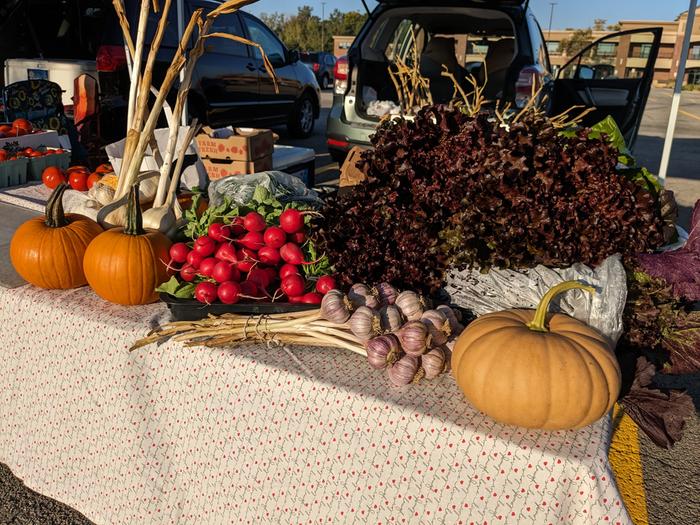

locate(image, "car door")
[[189, 6, 258, 126], [240, 12, 301, 122], [548, 28, 662, 149]]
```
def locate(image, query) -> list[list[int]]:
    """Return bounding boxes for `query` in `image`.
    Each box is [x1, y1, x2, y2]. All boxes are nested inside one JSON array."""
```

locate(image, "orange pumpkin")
[[452, 281, 621, 430], [83, 182, 172, 305], [10, 183, 103, 289]]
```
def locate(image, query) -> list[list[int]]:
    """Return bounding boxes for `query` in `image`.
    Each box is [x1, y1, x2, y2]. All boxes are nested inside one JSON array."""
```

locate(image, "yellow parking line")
[[660, 91, 700, 121], [610, 404, 649, 525]]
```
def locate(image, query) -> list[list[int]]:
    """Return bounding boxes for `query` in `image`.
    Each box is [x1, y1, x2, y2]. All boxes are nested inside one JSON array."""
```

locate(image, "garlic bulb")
[[88, 182, 116, 206], [421, 347, 447, 379], [142, 205, 176, 235], [420, 309, 451, 346], [379, 305, 403, 333], [135, 171, 160, 204], [365, 335, 401, 370], [348, 306, 381, 341], [387, 355, 423, 386], [375, 282, 399, 306], [395, 290, 425, 321], [348, 283, 380, 309], [436, 304, 465, 335], [397, 321, 431, 356], [321, 290, 353, 324]]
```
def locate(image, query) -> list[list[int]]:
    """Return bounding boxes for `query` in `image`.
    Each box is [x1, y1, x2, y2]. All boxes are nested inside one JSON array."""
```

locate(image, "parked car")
[[300, 52, 336, 89], [326, 0, 661, 163], [1, 0, 321, 140]]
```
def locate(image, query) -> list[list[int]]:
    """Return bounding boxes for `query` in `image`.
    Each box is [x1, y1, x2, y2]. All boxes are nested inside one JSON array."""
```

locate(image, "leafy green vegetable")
[[156, 276, 197, 299], [589, 115, 630, 158], [301, 239, 331, 278]]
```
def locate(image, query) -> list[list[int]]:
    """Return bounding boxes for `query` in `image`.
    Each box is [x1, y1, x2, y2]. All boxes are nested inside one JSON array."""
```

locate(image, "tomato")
[[68, 170, 89, 191], [0, 150, 7, 161], [10, 127, 26, 137], [95, 163, 113, 174], [0, 125, 11, 134], [23, 147, 34, 156], [29, 150, 44, 157], [86, 172, 103, 190], [12, 118, 33, 133], [42, 166, 67, 190], [52, 148, 64, 154]]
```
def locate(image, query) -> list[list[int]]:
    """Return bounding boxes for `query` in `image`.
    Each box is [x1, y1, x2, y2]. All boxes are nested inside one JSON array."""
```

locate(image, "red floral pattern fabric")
[[0, 286, 631, 524]]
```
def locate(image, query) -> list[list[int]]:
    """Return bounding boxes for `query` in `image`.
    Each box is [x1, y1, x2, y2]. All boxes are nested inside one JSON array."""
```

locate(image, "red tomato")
[[95, 163, 113, 174], [12, 118, 33, 133], [86, 172, 103, 190], [52, 148, 65, 155], [10, 127, 26, 137], [0, 125, 11, 134], [0, 150, 7, 161], [42, 166, 67, 190], [68, 170, 89, 191], [67, 165, 89, 174], [29, 150, 44, 157]]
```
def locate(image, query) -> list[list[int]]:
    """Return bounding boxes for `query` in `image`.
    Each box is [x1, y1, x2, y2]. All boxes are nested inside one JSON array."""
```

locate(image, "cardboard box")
[[339, 146, 368, 187], [202, 155, 273, 181], [196, 127, 274, 161]]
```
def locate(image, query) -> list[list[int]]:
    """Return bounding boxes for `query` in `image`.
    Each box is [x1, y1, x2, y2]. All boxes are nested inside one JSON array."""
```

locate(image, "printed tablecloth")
[[0, 285, 632, 524]]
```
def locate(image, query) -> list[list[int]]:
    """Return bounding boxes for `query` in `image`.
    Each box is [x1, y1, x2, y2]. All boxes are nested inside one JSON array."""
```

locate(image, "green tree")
[[559, 28, 593, 56], [592, 18, 607, 31]]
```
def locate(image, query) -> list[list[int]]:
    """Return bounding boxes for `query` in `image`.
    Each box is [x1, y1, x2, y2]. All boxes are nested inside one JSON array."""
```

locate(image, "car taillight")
[[96, 45, 127, 72], [515, 66, 543, 108], [313, 63, 320, 72], [334, 56, 349, 95]]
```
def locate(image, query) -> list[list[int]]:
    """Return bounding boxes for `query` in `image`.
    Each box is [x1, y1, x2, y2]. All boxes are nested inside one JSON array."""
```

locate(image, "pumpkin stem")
[[526, 280, 596, 332], [124, 182, 145, 236], [45, 183, 70, 228]]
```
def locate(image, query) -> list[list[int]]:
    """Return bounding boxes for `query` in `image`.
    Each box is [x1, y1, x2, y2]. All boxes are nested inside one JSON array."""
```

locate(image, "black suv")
[[74, 0, 321, 139], [301, 52, 337, 90], [327, 0, 661, 161]]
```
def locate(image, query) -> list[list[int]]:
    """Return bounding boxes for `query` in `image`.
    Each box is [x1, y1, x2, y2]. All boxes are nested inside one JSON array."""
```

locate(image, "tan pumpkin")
[[452, 281, 621, 430], [10, 183, 102, 289], [83, 182, 172, 305]]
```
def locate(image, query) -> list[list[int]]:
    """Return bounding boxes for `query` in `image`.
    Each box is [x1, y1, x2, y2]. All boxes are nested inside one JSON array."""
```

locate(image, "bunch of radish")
[[167, 208, 336, 305]]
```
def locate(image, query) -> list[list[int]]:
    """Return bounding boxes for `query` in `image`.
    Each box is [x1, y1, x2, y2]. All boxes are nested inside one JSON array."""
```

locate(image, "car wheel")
[[329, 148, 348, 165], [288, 94, 315, 138], [321, 74, 331, 90]]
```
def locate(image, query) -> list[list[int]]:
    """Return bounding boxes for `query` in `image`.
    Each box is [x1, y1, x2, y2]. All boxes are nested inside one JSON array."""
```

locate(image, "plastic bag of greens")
[[208, 171, 322, 208], [444, 255, 627, 343]]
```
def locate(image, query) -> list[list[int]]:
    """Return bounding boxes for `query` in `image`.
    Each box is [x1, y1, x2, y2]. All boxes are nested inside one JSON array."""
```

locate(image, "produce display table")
[[0, 285, 631, 524]]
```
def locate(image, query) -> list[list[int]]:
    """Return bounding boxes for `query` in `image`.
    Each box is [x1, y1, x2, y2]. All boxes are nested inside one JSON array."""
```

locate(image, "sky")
[[246, 0, 694, 30]]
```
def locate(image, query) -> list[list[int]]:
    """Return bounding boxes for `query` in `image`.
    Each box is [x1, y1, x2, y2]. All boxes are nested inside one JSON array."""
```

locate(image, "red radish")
[[263, 267, 278, 284], [301, 292, 323, 305], [247, 267, 271, 289], [243, 211, 266, 232], [236, 248, 257, 272], [180, 264, 198, 282], [281, 274, 305, 297], [279, 263, 300, 280], [199, 257, 218, 278], [229, 216, 246, 236], [193, 235, 217, 257], [215, 243, 238, 264], [187, 251, 204, 269], [291, 231, 306, 244], [208, 223, 231, 243], [258, 246, 281, 266], [212, 261, 240, 283], [263, 226, 286, 248], [280, 243, 307, 265], [288, 295, 304, 304], [217, 281, 242, 305], [169, 242, 190, 264], [316, 275, 337, 294], [194, 282, 218, 304], [240, 280, 259, 297], [279, 208, 306, 234], [237, 231, 264, 250]]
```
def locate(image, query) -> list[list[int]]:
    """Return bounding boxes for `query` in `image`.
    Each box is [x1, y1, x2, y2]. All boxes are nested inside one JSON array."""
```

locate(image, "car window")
[[301, 52, 319, 63], [243, 15, 286, 66], [528, 14, 550, 73], [145, 9, 180, 49], [207, 12, 248, 56]]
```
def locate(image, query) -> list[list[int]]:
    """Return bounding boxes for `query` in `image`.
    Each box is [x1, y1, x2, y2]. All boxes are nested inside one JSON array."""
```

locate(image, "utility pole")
[[321, 2, 327, 52], [547, 2, 557, 40]]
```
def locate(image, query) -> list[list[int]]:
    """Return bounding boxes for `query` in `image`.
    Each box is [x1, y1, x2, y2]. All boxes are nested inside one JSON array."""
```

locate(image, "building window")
[[688, 68, 700, 85], [690, 44, 700, 60], [629, 43, 652, 59], [466, 41, 489, 55], [659, 44, 675, 59], [546, 41, 560, 55], [596, 42, 617, 57]]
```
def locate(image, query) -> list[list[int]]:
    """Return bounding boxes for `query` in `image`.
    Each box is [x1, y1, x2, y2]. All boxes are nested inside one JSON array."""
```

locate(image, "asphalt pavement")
[[0, 88, 698, 524]]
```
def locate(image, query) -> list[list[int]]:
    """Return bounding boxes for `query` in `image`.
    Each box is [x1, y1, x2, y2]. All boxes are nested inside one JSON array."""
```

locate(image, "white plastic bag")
[[208, 171, 322, 208], [444, 255, 628, 343]]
